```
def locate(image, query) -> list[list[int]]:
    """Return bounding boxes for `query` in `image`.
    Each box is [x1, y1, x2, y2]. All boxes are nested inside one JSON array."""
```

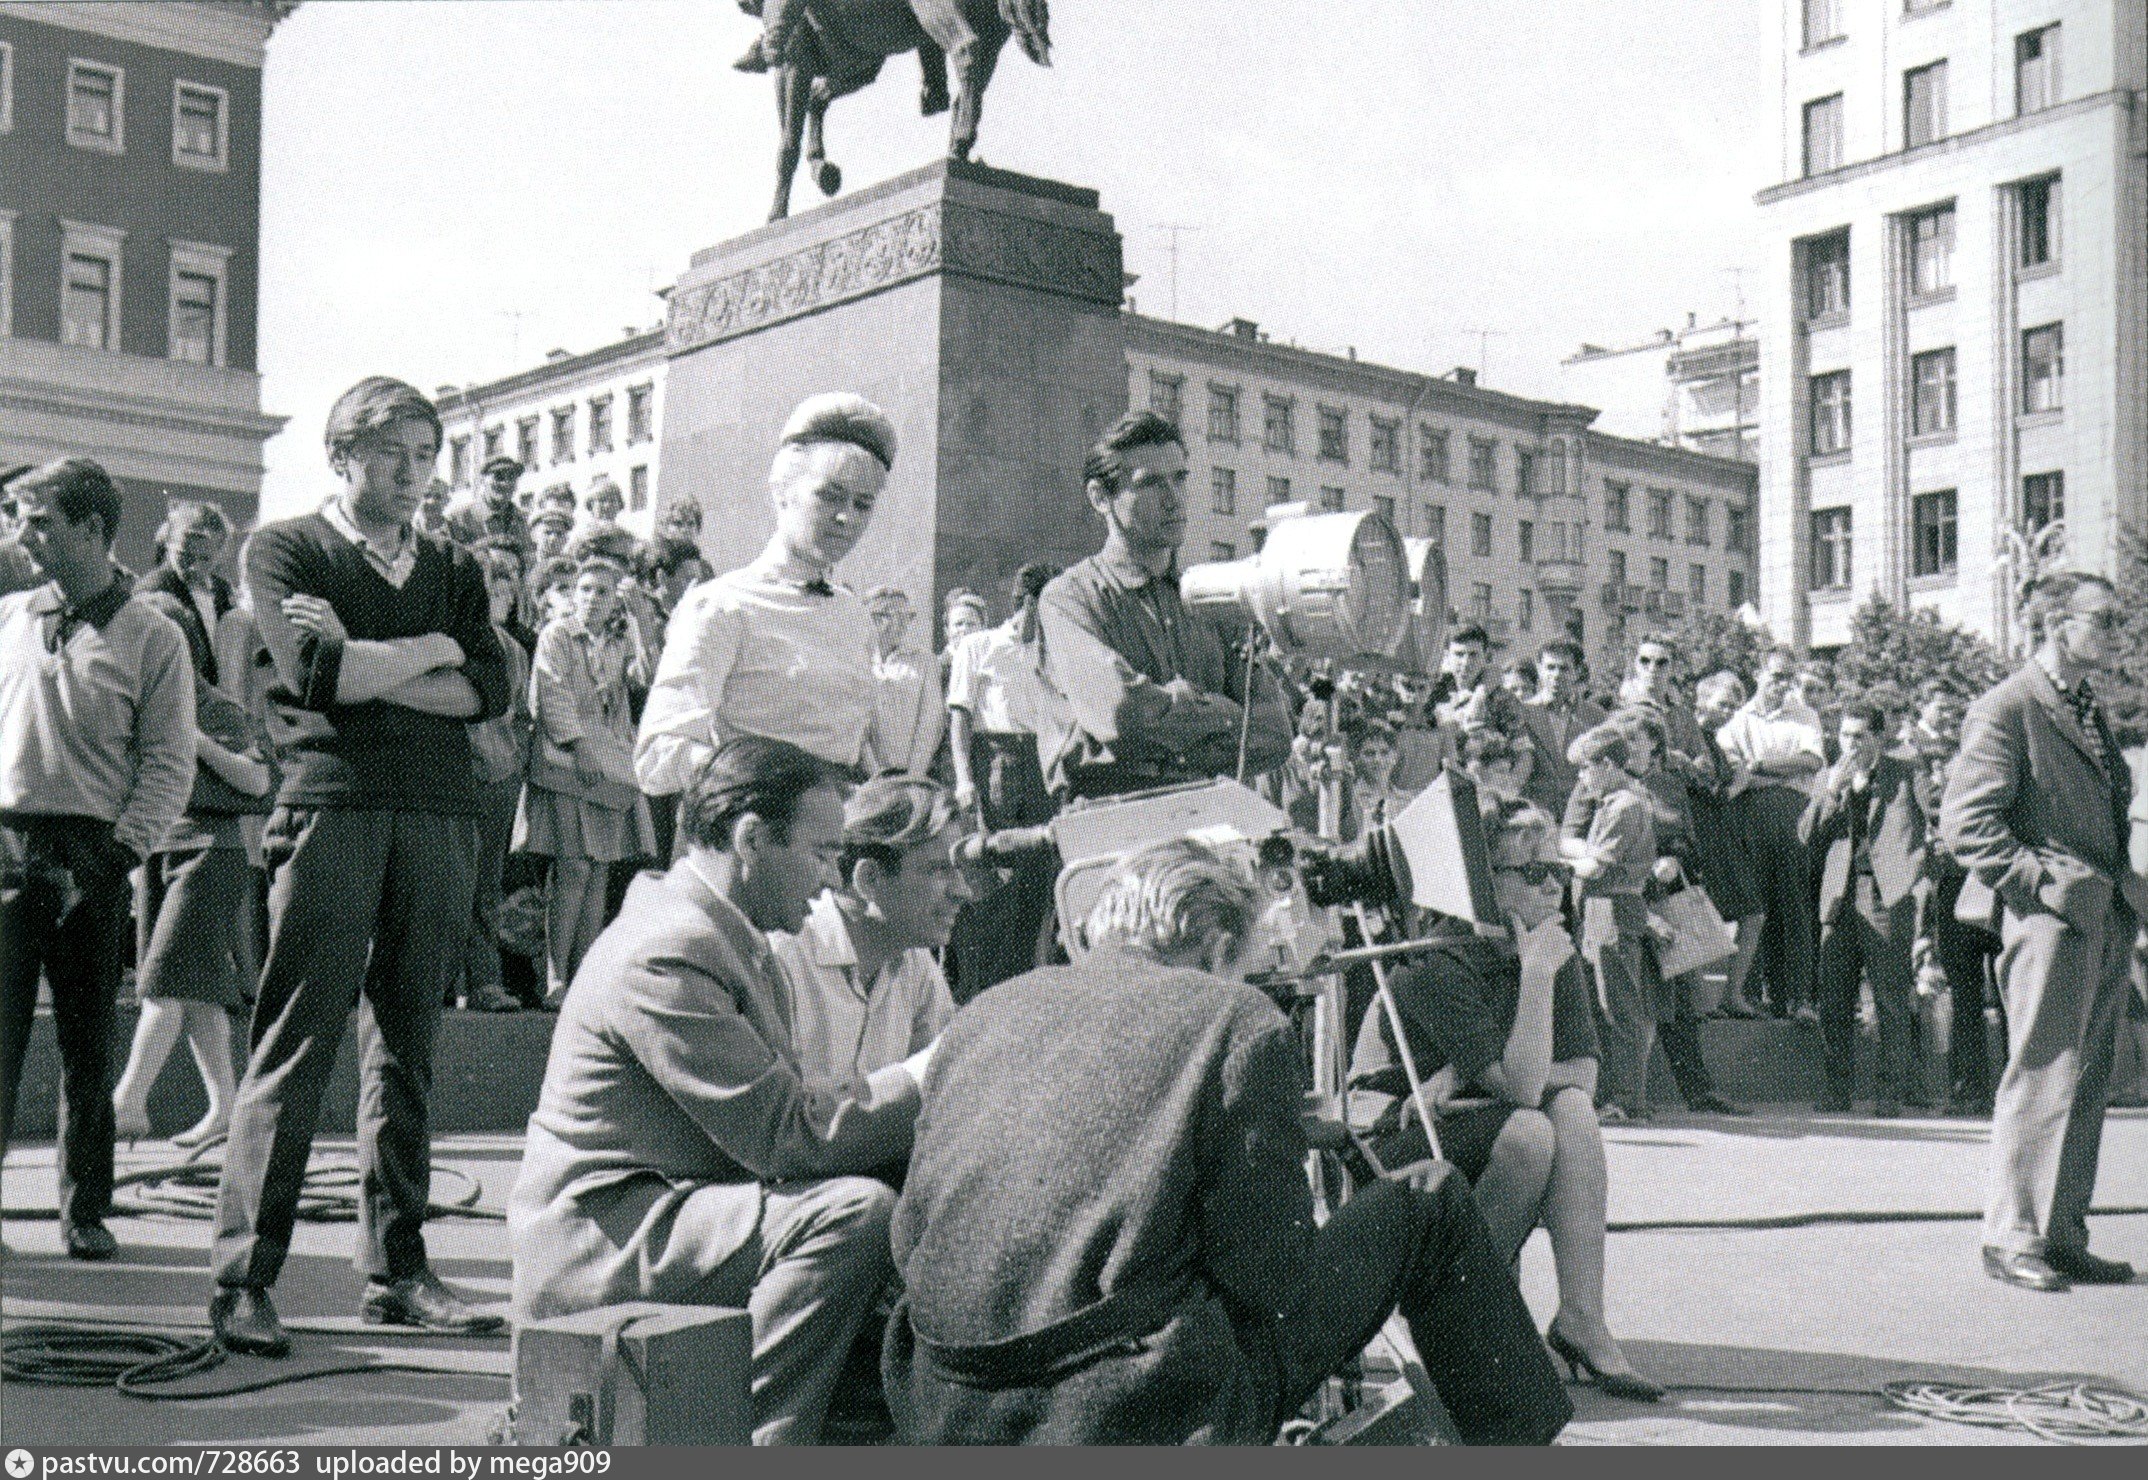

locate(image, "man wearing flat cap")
[[446, 455, 534, 558], [638, 393, 899, 794]]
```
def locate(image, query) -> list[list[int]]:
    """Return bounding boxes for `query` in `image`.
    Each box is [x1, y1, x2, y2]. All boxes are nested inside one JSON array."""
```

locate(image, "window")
[[1515, 449, 1536, 498], [1423, 504, 1445, 545], [1689, 564, 1708, 605], [1912, 490, 1958, 578], [1542, 522, 1568, 563], [1208, 384, 1240, 444], [1211, 467, 1236, 516], [167, 242, 229, 366], [1419, 426, 1450, 483], [1373, 494, 1395, 524], [517, 418, 540, 473], [0, 41, 13, 134], [59, 224, 123, 351], [1211, 541, 1236, 562], [1809, 370, 1852, 455], [1649, 557, 1670, 591], [1910, 348, 1956, 436], [67, 61, 123, 152], [1468, 438, 1497, 491], [1727, 504, 1752, 554], [1518, 520, 1534, 563], [626, 384, 654, 443], [1728, 569, 1747, 608], [1470, 583, 1493, 621], [1317, 406, 1348, 464], [1804, 230, 1850, 319], [1908, 205, 1954, 296], [1471, 512, 1493, 557], [629, 465, 650, 512], [1318, 486, 1345, 512], [1810, 507, 1852, 591], [1685, 496, 1711, 547], [1647, 489, 1673, 541], [1148, 371, 1183, 428], [2016, 25, 2060, 116], [589, 395, 614, 454], [1518, 588, 1534, 633], [449, 437, 471, 488], [1369, 417, 1399, 474], [551, 406, 575, 462], [2023, 471, 2064, 532], [482, 426, 504, 461], [1603, 481, 1631, 532], [1263, 395, 1294, 454], [1803, 94, 1844, 176], [2018, 175, 2060, 270], [1608, 550, 1627, 588], [172, 82, 227, 170], [2022, 324, 2064, 413], [1904, 61, 1948, 149], [1266, 475, 1292, 506], [1802, 0, 1841, 48]]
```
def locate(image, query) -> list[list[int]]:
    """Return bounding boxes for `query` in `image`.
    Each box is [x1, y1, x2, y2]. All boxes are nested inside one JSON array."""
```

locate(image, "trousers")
[[455, 776, 522, 1000], [1746, 786, 1817, 1012], [0, 817, 133, 1227], [213, 807, 477, 1289], [1817, 881, 1918, 1100]]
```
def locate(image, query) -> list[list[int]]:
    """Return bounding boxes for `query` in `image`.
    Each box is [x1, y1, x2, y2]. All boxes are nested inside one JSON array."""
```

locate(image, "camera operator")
[[1038, 410, 1292, 802], [881, 837, 1570, 1446]]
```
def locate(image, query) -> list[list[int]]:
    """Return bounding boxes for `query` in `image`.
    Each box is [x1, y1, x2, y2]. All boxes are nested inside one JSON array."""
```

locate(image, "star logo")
[[5, 1449, 34, 1478]]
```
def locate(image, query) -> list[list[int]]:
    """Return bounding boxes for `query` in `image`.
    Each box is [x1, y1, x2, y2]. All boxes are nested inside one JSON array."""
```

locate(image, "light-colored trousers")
[[1986, 897, 2133, 1255]]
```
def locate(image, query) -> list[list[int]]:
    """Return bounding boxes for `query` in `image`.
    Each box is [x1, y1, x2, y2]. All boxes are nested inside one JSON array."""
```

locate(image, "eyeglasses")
[[1634, 654, 1673, 668], [1494, 861, 1566, 887]]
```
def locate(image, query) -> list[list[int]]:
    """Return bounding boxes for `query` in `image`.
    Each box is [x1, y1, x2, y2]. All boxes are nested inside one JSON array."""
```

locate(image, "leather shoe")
[[1689, 1093, 1747, 1116], [2047, 1248, 2136, 1285], [64, 1222, 118, 1261], [1982, 1246, 2070, 1292], [211, 1287, 292, 1357], [362, 1269, 507, 1334]]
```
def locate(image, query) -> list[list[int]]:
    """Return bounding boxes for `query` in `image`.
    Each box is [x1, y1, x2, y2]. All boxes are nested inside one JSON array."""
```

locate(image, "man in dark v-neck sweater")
[[210, 377, 512, 1358]]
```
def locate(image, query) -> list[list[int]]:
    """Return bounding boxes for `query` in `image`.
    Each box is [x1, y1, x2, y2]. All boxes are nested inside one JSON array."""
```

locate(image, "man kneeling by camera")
[[881, 837, 1572, 1445]]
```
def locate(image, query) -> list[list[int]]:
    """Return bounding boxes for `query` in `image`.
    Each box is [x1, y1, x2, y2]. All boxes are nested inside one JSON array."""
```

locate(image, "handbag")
[[1649, 884, 1737, 980]]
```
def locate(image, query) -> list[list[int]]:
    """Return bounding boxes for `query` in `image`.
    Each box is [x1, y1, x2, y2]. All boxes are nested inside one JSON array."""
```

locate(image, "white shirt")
[[945, 619, 1058, 735], [867, 646, 943, 777], [319, 497, 417, 589], [768, 892, 954, 1098], [635, 552, 878, 791], [1716, 694, 1827, 796]]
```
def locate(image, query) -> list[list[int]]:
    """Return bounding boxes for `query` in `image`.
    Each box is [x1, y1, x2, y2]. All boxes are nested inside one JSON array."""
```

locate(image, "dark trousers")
[[947, 732, 1058, 1004], [1748, 787, 1817, 1013], [1272, 1171, 1572, 1445], [1928, 865, 2000, 1106], [454, 776, 521, 1001], [0, 817, 132, 1228], [1659, 981, 1716, 1106], [213, 806, 477, 1289], [1817, 880, 1917, 1101]]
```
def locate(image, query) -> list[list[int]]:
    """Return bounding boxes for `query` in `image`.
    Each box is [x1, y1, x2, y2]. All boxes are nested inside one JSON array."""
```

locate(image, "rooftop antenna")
[[1454, 328, 1507, 381], [1154, 224, 1202, 322], [496, 308, 534, 367]]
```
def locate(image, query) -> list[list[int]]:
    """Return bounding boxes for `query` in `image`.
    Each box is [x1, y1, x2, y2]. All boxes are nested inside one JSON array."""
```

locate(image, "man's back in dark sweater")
[[243, 510, 508, 813]]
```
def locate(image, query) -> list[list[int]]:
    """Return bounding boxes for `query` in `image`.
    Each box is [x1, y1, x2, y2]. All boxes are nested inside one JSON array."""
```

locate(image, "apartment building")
[[0, 1, 292, 571], [1756, 0, 2147, 651], [1561, 315, 1760, 463]]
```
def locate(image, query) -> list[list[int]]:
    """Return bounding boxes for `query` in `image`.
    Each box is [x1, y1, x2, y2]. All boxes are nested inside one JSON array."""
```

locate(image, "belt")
[[907, 1278, 1192, 1390]]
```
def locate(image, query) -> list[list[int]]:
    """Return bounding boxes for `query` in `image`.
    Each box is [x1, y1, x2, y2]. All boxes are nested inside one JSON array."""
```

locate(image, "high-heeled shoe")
[[1545, 1327, 1664, 1403]]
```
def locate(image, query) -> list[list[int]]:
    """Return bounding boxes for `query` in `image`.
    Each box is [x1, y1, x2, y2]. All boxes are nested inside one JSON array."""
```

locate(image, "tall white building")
[[1561, 316, 1760, 464], [1756, 0, 2147, 653]]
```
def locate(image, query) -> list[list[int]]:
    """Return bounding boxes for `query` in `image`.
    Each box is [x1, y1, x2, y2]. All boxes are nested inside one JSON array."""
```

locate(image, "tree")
[[1602, 607, 1774, 698], [2100, 526, 2148, 744], [1831, 596, 2005, 722]]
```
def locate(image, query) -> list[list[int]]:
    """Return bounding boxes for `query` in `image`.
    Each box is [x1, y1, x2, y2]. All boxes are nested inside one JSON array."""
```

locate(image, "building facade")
[[1561, 315, 1760, 463], [434, 329, 666, 538], [0, 1, 290, 571], [1756, 0, 2147, 653]]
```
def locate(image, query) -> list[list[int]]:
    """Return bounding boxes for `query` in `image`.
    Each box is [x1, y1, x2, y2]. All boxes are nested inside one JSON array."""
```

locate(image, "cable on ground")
[[0, 1323, 508, 1401], [0, 1151, 501, 1223], [1609, 1204, 2148, 1234]]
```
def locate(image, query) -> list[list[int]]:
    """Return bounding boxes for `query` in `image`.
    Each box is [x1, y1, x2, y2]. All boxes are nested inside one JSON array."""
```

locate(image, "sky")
[[256, 0, 1766, 518]]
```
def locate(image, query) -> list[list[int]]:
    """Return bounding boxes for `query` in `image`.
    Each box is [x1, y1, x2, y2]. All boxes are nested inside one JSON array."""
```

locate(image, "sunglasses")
[[1494, 861, 1567, 887]]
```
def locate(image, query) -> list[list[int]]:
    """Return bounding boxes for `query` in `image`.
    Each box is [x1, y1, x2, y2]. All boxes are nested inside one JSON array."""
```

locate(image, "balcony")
[[1639, 589, 1687, 619], [1533, 556, 1586, 596], [1599, 582, 1644, 612]]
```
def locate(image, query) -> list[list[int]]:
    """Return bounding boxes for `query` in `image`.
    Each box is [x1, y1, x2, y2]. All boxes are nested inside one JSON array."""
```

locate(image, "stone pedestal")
[[660, 160, 1128, 637]]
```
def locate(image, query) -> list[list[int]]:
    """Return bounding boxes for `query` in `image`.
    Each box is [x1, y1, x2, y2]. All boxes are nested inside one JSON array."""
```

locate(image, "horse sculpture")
[[747, 0, 1052, 221]]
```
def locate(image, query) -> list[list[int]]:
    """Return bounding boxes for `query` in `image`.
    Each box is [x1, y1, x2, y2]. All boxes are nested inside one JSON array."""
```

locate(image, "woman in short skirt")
[[517, 548, 654, 1005]]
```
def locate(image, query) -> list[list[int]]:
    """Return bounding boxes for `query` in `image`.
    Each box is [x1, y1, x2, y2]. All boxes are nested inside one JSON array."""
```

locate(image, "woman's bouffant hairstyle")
[[1082, 838, 1257, 966], [323, 377, 442, 463]]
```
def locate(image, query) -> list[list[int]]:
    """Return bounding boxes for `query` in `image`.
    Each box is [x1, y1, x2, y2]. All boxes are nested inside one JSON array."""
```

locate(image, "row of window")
[[1603, 547, 1743, 611], [0, 45, 234, 170], [1807, 472, 2066, 593], [1801, 0, 1967, 50], [12, 219, 233, 365], [1806, 322, 2062, 457], [1799, 176, 2059, 325], [1600, 482, 1751, 551], [448, 386, 657, 483], [1800, 24, 2060, 177]]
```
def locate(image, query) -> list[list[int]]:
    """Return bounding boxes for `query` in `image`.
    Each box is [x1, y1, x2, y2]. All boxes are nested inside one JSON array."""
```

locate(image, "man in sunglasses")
[[1941, 571, 2144, 1293]]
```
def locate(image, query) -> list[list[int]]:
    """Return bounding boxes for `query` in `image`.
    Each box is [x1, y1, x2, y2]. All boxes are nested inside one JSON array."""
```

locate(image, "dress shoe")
[[1982, 1247, 2070, 1292], [64, 1221, 118, 1261], [1688, 1093, 1747, 1116], [211, 1287, 292, 1357], [362, 1268, 507, 1334], [2046, 1248, 2136, 1285]]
